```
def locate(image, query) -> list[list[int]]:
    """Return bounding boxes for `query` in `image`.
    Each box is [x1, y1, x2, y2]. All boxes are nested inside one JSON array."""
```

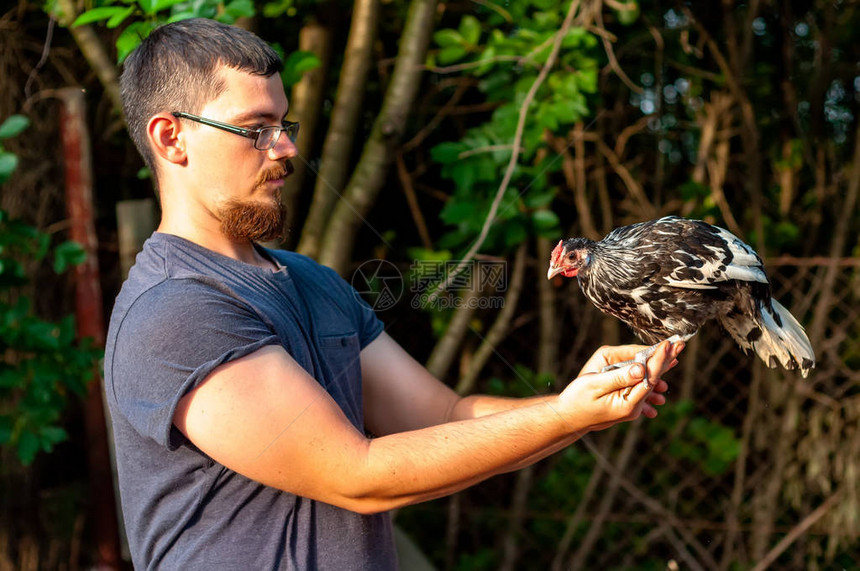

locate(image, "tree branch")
[[750, 490, 843, 571], [53, 0, 122, 116], [456, 243, 526, 395], [278, 20, 332, 249], [428, 0, 583, 302]]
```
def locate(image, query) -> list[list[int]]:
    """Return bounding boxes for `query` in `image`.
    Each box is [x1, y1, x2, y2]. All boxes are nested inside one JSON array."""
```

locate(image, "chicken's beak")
[[547, 265, 564, 280]]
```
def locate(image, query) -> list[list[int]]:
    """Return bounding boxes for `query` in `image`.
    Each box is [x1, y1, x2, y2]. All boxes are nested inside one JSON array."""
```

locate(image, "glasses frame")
[[172, 111, 299, 151]]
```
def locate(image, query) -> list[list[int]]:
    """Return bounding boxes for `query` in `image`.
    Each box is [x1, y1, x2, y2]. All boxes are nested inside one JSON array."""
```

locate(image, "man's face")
[[182, 66, 296, 242]]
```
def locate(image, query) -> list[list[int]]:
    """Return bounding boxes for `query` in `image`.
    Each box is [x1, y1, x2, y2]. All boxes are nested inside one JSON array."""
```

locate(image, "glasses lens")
[[285, 122, 299, 143], [255, 127, 279, 151]]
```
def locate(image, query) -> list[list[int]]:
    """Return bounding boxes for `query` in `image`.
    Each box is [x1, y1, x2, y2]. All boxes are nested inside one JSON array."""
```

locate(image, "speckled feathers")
[[548, 216, 815, 377]]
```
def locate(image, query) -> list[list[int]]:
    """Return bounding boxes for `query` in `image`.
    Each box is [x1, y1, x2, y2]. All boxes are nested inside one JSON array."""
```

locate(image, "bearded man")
[[104, 18, 681, 570]]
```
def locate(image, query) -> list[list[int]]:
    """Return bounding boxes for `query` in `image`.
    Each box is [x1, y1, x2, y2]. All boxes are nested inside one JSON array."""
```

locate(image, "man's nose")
[[268, 130, 298, 161]]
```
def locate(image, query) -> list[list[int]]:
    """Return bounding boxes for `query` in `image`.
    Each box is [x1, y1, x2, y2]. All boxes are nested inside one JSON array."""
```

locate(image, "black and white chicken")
[[547, 216, 815, 379]]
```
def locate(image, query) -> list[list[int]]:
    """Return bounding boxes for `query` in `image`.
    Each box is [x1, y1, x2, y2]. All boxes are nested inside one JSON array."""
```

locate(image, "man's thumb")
[[628, 363, 645, 381], [611, 362, 645, 390]]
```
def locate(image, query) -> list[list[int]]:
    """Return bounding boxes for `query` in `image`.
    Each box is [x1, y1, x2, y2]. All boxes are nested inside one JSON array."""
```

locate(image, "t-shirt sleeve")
[[107, 278, 279, 450]]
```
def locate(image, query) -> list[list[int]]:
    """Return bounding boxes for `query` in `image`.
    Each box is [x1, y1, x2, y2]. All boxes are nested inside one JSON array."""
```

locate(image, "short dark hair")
[[120, 18, 283, 177]]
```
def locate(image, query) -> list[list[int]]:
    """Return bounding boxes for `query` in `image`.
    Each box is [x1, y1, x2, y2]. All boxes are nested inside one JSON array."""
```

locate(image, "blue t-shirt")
[[103, 233, 397, 570]]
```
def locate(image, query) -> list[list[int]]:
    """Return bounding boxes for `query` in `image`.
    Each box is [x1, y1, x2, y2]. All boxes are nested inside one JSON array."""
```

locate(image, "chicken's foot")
[[602, 333, 694, 398]]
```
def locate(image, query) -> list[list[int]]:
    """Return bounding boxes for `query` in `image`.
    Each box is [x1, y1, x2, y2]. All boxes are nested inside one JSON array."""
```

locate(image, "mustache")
[[255, 161, 295, 186]]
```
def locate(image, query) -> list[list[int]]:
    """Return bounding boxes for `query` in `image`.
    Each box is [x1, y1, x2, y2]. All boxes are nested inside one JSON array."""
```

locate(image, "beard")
[[218, 163, 292, 243]]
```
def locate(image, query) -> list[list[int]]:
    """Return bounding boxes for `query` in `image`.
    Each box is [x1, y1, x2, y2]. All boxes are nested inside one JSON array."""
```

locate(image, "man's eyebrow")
[[230, 110, 289, 124]]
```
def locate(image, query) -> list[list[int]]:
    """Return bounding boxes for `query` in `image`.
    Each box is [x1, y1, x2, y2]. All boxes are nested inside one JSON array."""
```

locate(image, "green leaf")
[[262, 0, 292, 18], [0, 152, 19, 184], [437, 45, 468, 65], [532, 209, 560, 231], [40, 426, 68, 446], [17, 430, 39, 465], [282, 50, 321, 86], [533, 10, 559, 29], [72, 6, 129, 27], [503, 218, 528, 247], [433, 28, 464, 48], [166, 11, 197, 23], [0, 368, 23, 389], [25, 321, 61, 350], [116, 21, 156, 64], [106, 6, 136, 28], [0, 115, 30, 139], [137, 0, 156, 14], [615, 1, 640, 25], [458, 15, 481, 46], [406, 248, 451, 263], [53, 240, 87, 274], [430, 142, 466, 164], [577, 67, 598, 94], [472, 155, 497, 182], [440, 200, 478, 225], [57, 314, 78, 347], [474, 44, 497, 76], [222, 0, 255, 21], [562, 27, 589, 48], [524, 189, 556, 208], [137, 0, 185, 14], [448, 161, 476, 192]]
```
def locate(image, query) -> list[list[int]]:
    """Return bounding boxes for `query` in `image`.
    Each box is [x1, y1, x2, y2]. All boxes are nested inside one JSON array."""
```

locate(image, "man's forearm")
[[343, 396, 579, 514], [448, 393, 556, 422], [451, 393, 589, 471]]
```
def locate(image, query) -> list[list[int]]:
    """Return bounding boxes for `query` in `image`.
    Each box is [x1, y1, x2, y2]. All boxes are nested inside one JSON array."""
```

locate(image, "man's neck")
[[157, 221, 276, 270]]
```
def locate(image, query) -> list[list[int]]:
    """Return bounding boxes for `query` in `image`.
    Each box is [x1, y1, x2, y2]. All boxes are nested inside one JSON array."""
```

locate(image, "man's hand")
[[557, 341, 684, 432]]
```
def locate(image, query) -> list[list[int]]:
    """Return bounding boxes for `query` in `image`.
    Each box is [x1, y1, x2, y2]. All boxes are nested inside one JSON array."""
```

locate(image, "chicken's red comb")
[[550, 240, 565, 267]]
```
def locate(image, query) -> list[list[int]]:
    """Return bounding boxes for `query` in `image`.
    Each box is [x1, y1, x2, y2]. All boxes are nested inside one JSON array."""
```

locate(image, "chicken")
[[547, 216, 815, 380]]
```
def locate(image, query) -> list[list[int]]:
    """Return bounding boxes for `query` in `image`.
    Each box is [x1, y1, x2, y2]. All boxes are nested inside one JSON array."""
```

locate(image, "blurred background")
[[0, 0, 858, 568]]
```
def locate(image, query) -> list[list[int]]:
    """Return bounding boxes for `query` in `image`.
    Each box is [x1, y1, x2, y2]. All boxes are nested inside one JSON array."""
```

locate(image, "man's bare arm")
[[174, 338, 676, 515], [360, 332, 675, 431]]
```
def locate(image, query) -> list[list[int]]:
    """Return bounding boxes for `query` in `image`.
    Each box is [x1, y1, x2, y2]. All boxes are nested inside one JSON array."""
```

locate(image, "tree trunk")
[[317, 0, 437, 273], [296, 0, 380, 259], [53, 0, 122, 117], [279, 19, 333, 249]]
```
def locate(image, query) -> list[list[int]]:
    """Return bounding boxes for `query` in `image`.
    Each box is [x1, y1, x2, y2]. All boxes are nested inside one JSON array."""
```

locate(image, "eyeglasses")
[[172, 111, 300, 151]]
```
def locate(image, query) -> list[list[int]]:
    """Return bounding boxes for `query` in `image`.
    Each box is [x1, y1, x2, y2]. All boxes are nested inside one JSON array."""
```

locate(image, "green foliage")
[[0, 120, 101, 466], [647, 399, 741, 476], [427, 0, 600, 254], [281, 51, 322, 87], [63, 0, 279, 64], [486, 364, 554, 398], [0, 115, 30, 185], [454, 548, 497, 571]]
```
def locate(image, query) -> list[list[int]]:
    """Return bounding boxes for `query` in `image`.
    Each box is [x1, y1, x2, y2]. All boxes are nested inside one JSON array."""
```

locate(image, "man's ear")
[[147, 113, 187, 165]]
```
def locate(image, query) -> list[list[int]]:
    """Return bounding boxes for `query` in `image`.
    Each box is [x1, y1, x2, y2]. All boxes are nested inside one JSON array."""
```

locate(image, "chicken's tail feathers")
[[720, 300, 815, 378], [760, 299, 815, 377]]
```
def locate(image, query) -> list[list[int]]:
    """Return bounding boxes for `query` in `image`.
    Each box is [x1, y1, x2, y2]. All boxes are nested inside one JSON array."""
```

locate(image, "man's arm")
[[361, 332, 674, 430], [174, 336, 677, 515], [360, 332, 676, 471]]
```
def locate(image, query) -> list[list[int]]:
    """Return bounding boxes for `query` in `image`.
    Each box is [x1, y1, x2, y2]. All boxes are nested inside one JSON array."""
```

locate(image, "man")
[[105, 18, 682, 570]]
